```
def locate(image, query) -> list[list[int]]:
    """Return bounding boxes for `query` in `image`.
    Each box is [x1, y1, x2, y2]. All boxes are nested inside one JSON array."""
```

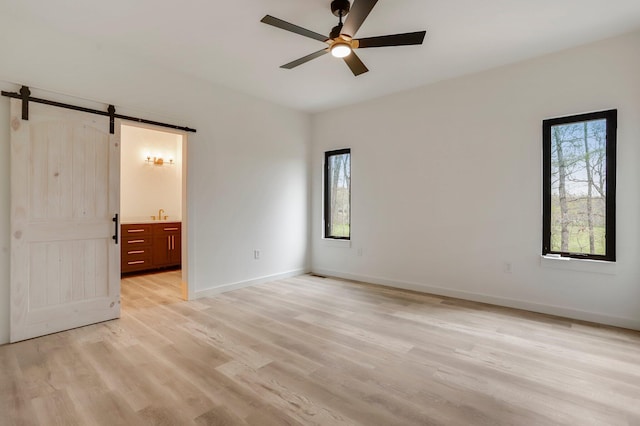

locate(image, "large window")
[[324, 149, 351, 239], [542, 110, 617, 261]]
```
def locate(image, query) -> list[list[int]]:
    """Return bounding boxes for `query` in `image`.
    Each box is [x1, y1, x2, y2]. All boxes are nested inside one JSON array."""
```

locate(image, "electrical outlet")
[[503, 261, 512, 274], [254, 249, 260, 260]]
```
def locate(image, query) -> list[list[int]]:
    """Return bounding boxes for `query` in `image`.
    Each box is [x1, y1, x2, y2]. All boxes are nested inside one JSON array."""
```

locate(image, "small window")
[[324, 149, 351, 239], [542, 110, 617, 261]]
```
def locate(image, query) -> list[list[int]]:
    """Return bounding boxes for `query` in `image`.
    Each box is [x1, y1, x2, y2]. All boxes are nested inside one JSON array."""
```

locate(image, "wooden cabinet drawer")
[[122, 246, 150, 257], [122, 253, 153, 273], [154, 223, 181, 235], [121, 236, 152, 248], [122, 224, 153, 237]]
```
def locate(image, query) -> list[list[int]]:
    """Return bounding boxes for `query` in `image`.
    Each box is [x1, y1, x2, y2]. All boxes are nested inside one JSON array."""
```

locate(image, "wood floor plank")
[[1, 270, 639, 425]]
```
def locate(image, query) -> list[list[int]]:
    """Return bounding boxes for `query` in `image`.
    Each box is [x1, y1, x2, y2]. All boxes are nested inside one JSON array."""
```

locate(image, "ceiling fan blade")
[[342, 0, 379, 38], [356, 31, 426, 48], [343, 51, 369, 76], [261, 15, 328, 42], [281, 49, 329, 69]]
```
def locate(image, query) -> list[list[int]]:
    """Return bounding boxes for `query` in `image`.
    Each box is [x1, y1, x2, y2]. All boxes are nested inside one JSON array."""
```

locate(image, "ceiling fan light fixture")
[[331, 41, 352, 58]]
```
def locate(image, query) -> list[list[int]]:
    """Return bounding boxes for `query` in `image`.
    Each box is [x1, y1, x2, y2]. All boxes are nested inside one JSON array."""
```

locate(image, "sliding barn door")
[[10, 99, 121, 343]]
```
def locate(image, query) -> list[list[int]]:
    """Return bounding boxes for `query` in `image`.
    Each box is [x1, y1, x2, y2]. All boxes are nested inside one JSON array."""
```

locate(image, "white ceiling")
[[5, 0, 640, 112]]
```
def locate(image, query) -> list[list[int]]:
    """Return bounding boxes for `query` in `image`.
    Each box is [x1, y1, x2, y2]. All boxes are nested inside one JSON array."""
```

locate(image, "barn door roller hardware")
[[19, 86, 30, 120], [1, 85, 196, 134]]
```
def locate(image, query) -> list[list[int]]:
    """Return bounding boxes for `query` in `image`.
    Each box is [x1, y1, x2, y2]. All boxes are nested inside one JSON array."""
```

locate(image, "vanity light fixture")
[[145, 155, 174, 166]]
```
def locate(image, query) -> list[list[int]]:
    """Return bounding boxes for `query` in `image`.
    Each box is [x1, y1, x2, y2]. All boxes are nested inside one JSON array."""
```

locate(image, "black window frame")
[[542, 109, 617, 261], [324, 148, 351, 240]]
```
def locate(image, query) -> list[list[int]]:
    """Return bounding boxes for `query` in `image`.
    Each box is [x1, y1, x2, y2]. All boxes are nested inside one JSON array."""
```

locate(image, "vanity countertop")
[[121, 218, 181, 225]]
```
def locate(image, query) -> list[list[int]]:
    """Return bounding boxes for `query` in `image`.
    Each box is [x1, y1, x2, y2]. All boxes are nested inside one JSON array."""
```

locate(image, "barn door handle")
[[112, 214, 119, 244]]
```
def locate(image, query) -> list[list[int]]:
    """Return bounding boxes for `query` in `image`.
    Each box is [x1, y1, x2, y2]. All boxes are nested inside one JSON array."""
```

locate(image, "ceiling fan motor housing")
[[331, 0, 350, 17]]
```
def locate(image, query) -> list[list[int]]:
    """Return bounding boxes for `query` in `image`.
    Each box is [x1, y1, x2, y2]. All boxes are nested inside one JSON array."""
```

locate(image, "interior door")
[[10, 99, 121, 343]]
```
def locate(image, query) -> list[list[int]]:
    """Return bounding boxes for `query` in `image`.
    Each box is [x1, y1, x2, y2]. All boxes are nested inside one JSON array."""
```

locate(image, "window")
[[543, 110, 617, 261], [324, 149, 351, 239]]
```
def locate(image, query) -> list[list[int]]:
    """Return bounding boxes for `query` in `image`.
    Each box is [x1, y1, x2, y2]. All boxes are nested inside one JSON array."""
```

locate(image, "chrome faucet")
[[158, 209, 165, 221]]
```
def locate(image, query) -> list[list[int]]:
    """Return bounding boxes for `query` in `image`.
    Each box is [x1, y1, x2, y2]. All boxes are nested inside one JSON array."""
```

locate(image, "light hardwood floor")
[[1, 271, 640, 425]]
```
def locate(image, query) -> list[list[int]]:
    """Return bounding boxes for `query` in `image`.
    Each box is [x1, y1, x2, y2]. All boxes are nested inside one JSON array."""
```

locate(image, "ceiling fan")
[[260, 0, 426, 76]]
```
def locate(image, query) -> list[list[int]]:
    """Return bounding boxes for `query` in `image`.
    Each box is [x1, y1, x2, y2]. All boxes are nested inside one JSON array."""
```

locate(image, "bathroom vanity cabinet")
[[121, 222, 181, 274]]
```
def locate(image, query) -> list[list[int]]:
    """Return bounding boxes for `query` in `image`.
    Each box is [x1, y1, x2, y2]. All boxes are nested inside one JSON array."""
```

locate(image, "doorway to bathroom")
[[119, 123, 188, 305]]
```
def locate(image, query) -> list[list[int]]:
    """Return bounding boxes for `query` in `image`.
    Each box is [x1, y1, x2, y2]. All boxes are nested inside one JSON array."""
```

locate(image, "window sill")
[[539, 255, 616, 275], [321, 238, 351, 248]]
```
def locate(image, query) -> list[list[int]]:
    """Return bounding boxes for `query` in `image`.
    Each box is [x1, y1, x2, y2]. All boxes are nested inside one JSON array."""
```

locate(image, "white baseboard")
[[194, 268, 308, 299], [312, 268, 640, 331]]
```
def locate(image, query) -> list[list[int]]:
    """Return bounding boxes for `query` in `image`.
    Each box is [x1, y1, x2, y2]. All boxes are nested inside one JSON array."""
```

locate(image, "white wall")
[[0, 14, 310, 344], [311, 30, 640, 330], [120, 125, 182, 222]]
